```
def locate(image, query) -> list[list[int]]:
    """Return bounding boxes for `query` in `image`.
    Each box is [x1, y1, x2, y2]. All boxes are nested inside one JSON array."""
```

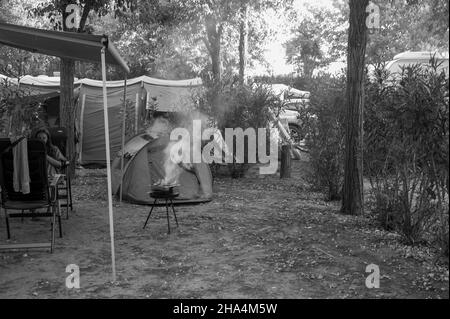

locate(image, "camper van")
[[269, 84, 310, 143], [385, 51, 449, 81]]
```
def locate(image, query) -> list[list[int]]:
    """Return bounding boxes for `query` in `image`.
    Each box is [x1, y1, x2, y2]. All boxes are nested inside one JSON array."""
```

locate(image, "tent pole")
[[119, 75, 128, 202], [101, 47, 117, 283], [78, 91, 86, 165]]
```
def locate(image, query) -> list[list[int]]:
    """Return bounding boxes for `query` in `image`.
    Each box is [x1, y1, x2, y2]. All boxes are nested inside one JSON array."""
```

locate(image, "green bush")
[[194, 75, 282, 178], [0, 79, 44, 137], [302, 75, 346, 201], [365, 61, 449, 247]]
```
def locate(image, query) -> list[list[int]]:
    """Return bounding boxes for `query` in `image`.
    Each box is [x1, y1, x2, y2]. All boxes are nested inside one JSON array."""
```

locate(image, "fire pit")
[[150, 180, 179, 196], [143, 180, 180, 234]]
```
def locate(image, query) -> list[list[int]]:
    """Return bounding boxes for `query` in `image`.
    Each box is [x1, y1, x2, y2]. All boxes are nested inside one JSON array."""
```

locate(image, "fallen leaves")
[[5, 161, 445, 299]]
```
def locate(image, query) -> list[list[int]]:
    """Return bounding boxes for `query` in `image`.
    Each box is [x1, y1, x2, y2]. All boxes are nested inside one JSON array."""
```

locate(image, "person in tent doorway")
[[33, 127, 67, 177]]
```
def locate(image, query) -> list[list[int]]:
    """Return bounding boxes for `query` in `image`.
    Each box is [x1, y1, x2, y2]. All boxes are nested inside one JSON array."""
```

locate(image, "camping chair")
[[48, 127, 73, 219], [0, 138, 63, 253]]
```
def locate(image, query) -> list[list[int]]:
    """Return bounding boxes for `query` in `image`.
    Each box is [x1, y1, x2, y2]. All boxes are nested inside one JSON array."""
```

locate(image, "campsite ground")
[[0, 160, 448, 299]]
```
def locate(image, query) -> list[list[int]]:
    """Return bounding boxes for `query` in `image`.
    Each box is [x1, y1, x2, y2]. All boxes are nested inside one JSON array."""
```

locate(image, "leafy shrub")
[[194, 75, 282, 178], [302, 75, 346, 200], [365, 61, 449, 247], [0, 79, 44, 137]]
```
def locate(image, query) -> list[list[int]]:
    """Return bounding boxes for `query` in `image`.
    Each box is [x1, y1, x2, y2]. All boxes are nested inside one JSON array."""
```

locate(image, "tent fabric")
[[142, 76, 202, 87], [19, 75, 69, 95], [20, 75, 74, 87], [76, 76, 202, 88], [77, 76, 202, 164], [143, 82, 200, 112], [15, 75, 203, 164], [141, 75, 203, 112], [0, 74, 19, 86], [78, 80, 143, 164], [111, 133, 213, 205], [0, 22, 129, 72]]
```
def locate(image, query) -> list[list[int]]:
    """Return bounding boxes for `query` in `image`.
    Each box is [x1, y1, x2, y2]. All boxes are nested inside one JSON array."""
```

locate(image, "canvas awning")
[[0, 22, 128, 282], [0, 22, 129, 73]]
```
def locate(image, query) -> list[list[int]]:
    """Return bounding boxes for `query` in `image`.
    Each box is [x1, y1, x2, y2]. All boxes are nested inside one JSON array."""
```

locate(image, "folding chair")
[[0, 139, 62, 253], [48, 127, 73, 219]]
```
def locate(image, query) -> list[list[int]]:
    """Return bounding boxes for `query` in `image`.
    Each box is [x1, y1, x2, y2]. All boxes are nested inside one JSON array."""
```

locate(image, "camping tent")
[[14, 75, 203, 164], [77, 76, 202, 164], [111, 133, 213, 205], [19, 74, 79, 95], [76, 77, 144, 164]]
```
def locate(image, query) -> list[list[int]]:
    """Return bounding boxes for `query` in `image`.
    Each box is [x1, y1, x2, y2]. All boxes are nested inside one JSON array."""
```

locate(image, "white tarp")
[[0, 73, 19, 86]]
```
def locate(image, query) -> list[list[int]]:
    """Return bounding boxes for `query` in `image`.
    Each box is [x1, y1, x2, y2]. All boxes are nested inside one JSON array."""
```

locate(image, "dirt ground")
[[0, 160, 448, 299]]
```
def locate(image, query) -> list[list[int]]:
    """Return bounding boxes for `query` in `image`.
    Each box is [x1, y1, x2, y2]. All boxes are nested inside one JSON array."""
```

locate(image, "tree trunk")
[[280, 144, 291, 178], [205, 16, 222, 84], [204, 15, 223, 120], [302, 57, 314, 79], [211, 42, 221, 84], [59, 3, 90, 176], [341, 0, 368, 215], [60, 58, 75, 177], [238, 2, 249, 85]]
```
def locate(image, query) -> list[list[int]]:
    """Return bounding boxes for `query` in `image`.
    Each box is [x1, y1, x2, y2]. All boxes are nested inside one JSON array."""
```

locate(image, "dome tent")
[[111, 133, 213, 205]]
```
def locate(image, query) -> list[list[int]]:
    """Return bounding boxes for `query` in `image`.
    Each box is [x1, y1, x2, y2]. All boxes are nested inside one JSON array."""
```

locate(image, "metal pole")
[[119, 76, 128, 202], [101, 47, 116, 282], [78, 91, 86, 165]]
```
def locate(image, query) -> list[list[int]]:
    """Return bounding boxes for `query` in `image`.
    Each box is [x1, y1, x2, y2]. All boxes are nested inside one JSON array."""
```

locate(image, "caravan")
[[268, 83, 310, 144], [385, 51, 449, 80]]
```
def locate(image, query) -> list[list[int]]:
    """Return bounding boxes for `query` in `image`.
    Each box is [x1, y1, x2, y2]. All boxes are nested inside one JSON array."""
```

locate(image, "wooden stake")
[[280, 144, 291, 178]]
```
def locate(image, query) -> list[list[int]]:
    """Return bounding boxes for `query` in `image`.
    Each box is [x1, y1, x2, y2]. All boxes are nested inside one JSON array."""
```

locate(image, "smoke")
[[145, 111, 213, 186], [144, 116, 180, 185], [145, 116, 172, 139], [168, 109, 233, 164]]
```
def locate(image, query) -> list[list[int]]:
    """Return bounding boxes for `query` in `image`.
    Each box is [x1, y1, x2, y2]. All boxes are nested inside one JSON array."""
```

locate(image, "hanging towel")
[[10, 137, 30, 194]]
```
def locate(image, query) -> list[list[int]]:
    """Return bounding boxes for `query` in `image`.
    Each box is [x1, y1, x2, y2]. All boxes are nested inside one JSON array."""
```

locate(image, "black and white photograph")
[[0, 0, 448, 304]]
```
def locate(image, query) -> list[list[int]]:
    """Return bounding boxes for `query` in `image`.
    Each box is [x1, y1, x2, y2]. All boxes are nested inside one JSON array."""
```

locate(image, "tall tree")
[[238, 1, 249, 84], [166, 0, 235, 84], [32, 0, 135, 173], [236, 0, 289, 83], [284, 3, 347, 78], [285, 21, 324, 78], [0, 0, 56, 78], [165, 0, 277, 84], [366, 0, 449, 63], [341, 0, 368, 216]]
